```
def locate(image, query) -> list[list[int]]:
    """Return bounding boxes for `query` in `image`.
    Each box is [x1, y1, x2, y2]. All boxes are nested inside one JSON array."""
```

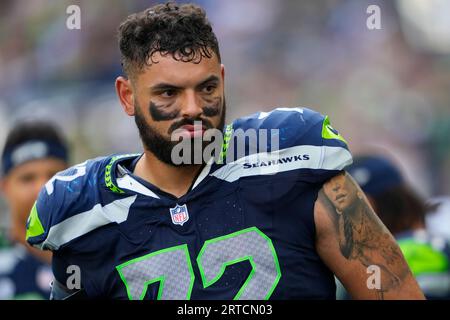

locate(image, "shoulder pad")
[[214, 107, 352, 182], [26, 155, 137, 251]]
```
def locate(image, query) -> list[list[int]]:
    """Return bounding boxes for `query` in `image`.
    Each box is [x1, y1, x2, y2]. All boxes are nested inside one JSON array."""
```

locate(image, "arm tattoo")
[[318, 171, 410, 299]]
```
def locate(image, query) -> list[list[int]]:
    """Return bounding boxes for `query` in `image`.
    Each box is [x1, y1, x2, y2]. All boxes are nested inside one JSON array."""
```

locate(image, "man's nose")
[[180, 90, 202, 119]]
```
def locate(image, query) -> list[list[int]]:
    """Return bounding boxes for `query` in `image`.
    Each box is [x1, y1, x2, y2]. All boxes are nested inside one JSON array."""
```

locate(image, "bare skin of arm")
[[314, 171, 425, 300]]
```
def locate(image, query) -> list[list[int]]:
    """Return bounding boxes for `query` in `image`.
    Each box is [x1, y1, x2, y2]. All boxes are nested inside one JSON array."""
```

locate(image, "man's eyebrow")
[[149, 75, 220, 92], [150, 83, 183, 92]]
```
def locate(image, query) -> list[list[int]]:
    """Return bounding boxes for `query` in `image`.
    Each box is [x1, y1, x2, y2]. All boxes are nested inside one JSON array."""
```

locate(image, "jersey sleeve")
[[212, 107, 353, 184], [25, 158, 105, 251]]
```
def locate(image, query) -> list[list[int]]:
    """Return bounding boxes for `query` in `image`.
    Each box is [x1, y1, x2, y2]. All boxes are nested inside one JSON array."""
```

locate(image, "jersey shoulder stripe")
[[26, 154, 139, 251], [229, 107, 347, 149]]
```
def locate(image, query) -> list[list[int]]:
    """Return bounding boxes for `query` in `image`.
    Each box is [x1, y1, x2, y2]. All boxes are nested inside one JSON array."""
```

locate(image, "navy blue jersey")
[[0, 243, 52, 299], [26, 107, 352, 299]]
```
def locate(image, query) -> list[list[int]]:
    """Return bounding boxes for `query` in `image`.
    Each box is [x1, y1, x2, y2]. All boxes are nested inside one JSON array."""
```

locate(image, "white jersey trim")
[[38, 195, 137, 251], [210, 145, 352, 183], [116, 172, 160, 199]]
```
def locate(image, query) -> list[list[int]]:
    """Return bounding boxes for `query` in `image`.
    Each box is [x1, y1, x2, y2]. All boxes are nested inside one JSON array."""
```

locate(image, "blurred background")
[[1, 0, 450, 227]]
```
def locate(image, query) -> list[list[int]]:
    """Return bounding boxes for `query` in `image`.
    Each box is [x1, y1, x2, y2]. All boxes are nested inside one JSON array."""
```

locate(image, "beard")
[[134, 98, 226, 167]]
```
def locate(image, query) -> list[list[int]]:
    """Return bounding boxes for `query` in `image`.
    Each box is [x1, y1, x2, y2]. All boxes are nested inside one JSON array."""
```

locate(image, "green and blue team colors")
[[397, 230, 450, 299], [26, 107, 352, 299]]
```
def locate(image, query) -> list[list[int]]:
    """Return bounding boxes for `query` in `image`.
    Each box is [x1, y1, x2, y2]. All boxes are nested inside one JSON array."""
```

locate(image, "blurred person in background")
[[0, 228, 8, 249], [426, 196, 450, 240], [347, 155, 450, 299], [0, 121, 69, 299]]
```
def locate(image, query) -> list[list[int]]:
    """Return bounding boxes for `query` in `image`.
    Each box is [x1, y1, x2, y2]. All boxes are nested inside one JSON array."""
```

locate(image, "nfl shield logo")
[[169, 204, 189, 226]]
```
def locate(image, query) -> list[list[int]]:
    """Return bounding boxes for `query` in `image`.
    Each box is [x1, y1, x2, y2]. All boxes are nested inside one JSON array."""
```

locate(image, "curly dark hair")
[[118, 2, 221, 78]]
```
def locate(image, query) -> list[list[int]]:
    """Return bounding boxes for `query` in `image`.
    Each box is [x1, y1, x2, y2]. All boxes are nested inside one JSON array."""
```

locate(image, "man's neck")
[[133, 151, 203, 199]]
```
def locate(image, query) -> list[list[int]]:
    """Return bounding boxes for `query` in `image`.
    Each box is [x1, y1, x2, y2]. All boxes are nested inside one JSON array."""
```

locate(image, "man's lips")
[[180, 124, 206, 132], [175, 124, 207, 138], [335, 194, 347, 202]]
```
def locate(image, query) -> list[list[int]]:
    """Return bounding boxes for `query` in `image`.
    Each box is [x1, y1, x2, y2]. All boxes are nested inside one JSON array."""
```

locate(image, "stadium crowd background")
[[0, 0, 449, 231]]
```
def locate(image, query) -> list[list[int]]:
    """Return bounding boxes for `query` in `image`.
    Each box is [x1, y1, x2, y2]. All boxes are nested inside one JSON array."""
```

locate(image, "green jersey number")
[[116, 227, 281, 300]]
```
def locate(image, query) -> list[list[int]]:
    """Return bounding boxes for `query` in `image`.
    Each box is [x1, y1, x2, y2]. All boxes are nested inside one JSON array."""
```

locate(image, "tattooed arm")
[[314, 171, 424, 299]]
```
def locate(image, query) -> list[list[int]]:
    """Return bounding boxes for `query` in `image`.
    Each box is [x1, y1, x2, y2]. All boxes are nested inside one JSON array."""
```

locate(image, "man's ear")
[[115, 76, 135, 116], [220, 64, 226, 96], [221, 64, 225, 84]]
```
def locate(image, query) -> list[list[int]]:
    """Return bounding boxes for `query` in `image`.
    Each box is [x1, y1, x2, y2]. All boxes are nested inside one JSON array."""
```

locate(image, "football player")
[[26, 3, 423, 300]]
